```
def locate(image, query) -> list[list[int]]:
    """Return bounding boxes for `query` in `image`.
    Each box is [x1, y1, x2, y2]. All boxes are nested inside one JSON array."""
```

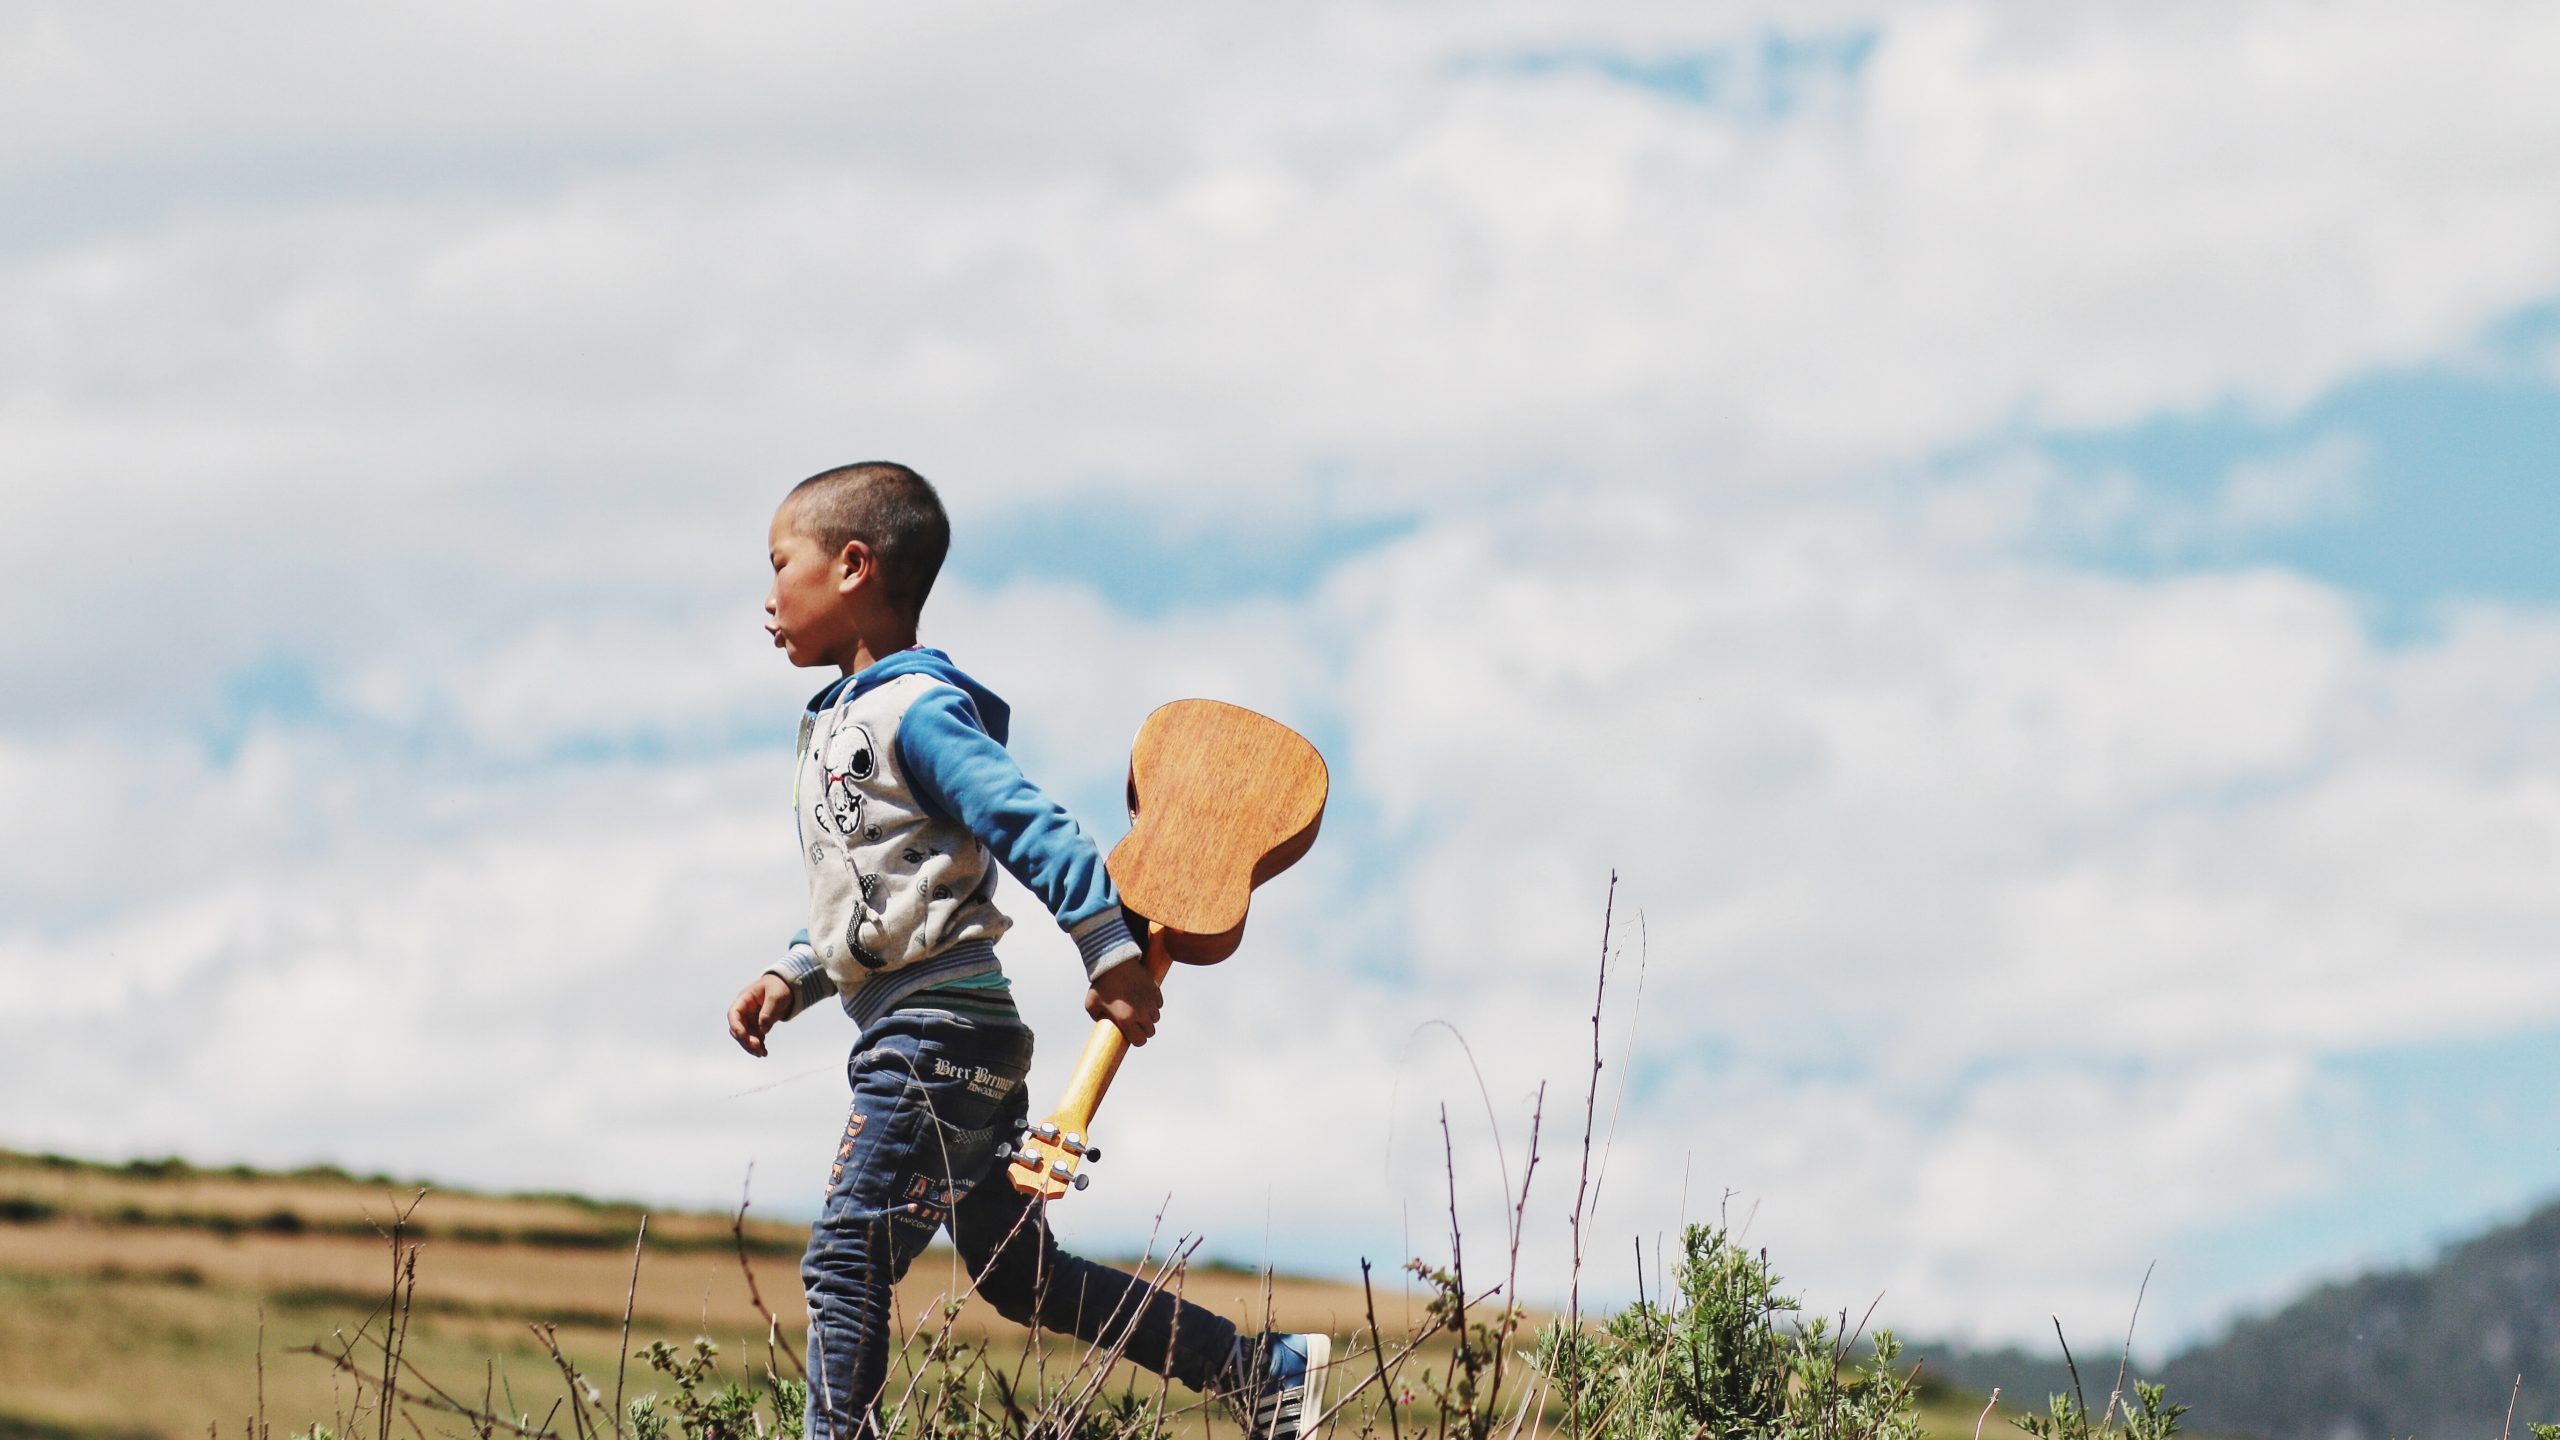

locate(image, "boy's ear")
[[834, 538, 875, 595]]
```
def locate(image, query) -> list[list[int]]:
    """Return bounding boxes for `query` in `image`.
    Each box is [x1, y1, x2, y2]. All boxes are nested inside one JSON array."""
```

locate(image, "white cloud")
[[1270, 484, 2560, 1341]]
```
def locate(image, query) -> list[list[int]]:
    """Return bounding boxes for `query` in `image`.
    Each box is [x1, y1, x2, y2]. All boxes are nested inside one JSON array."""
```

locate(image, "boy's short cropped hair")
[[786, 461, 951, 620]]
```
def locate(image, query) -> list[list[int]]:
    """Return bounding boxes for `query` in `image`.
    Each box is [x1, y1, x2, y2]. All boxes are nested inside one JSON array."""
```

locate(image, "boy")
[[725, 462, 1328, 1440]]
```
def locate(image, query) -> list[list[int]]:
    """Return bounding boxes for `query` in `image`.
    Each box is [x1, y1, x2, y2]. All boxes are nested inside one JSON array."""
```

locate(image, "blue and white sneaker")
[[1239, 1331, 1330, 1440]]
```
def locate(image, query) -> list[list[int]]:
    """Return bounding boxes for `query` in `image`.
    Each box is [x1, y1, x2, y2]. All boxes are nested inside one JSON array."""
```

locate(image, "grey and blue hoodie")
[[763, 648, 1143, 1028]]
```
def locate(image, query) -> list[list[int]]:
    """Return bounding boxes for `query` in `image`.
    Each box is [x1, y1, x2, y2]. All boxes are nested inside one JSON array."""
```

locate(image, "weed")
[[626, 1338, 804, 1440], [2014, 1381, 2186, 1440], [1530, 1224, 1920, 1440]]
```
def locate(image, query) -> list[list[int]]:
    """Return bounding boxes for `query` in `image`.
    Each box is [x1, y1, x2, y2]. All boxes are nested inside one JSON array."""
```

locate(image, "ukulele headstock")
[[998, 1117, 1100, 1199]]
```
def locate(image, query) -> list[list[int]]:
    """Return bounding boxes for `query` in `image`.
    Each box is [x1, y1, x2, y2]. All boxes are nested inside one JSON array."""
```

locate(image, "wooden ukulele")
[[1000, 699, 1328, 1199]]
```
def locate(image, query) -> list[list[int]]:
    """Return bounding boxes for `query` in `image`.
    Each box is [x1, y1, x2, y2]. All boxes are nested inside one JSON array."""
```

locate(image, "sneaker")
[[1240, 1331, 1330, 1440]]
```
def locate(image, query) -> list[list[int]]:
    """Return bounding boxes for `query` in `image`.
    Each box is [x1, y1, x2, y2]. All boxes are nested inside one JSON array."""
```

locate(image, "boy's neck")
[[838, 624, 920, 675]]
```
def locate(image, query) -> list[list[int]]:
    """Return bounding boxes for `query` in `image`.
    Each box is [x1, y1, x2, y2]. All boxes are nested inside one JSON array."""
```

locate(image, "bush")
[[1533, 1223, 1921, 1440]]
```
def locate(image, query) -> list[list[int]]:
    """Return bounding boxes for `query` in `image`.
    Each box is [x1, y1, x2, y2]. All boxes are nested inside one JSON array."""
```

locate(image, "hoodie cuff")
[[765, 937, 835, 1018], [1070, 909, 1144, 980]]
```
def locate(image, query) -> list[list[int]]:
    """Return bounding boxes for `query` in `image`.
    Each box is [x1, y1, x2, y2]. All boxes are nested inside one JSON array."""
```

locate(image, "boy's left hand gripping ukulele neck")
[[1000, 699, 1327, 1199]]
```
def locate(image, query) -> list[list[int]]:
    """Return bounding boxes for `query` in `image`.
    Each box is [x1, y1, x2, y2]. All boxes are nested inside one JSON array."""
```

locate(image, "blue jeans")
[[801, 1009, 1244, 1438]]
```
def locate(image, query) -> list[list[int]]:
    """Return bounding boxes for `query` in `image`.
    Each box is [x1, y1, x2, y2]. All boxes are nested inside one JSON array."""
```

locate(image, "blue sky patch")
[[2028, 305, 2560, 640], [206, 653, 332, 765], [2175, 1024, 2560, 1345], [954, 499, 1419, 619], [1459, 29, 1878, 119]]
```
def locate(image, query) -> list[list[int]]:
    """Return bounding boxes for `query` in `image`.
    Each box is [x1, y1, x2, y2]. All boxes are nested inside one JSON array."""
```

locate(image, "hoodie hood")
[[813, 647, 1012, 744]]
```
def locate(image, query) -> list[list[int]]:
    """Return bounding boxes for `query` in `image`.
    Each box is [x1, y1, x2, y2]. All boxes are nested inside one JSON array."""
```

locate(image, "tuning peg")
[[1072, 1173, 1091, 1192], [1083, 1145, 1102, 1164], [993, 1142, 1015, 1162], [1031, 1122, 1062, 1142]]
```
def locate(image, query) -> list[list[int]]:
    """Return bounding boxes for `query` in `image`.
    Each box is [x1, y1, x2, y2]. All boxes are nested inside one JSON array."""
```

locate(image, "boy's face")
[[764, 503, 858, 668]]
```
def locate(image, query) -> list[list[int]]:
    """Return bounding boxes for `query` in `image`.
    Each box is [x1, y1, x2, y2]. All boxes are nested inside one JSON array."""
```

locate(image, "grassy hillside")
[[0, 1146, 2043, 1439], [0, 1147, 1370, 1437]]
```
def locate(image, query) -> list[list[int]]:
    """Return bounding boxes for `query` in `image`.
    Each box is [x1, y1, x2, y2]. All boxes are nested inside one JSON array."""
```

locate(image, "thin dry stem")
[[1361, 1258, 1405, 1440], [2053, 1317, 2088, 1425], [610, 1214, 647, 1437], [2098, 1259, 2155, 1434], [1567, 873, 1617, 1368], [732, 1171, 806, 1379]]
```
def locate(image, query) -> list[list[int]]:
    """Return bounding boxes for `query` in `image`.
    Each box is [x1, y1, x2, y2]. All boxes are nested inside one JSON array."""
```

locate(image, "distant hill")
[[1910, 1197, 2560, 1440]]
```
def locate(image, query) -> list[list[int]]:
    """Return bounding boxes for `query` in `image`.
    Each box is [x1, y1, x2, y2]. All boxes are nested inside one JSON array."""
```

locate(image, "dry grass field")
[[0, 1148, 2029, 1440]]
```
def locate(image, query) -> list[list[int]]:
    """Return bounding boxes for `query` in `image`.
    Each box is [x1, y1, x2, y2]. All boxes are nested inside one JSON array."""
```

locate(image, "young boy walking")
[[725, 463, 1327, 1439]]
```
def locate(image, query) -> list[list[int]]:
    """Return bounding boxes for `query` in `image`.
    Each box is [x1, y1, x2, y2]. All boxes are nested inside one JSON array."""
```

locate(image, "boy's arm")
[[899, 688, 1143, 979]]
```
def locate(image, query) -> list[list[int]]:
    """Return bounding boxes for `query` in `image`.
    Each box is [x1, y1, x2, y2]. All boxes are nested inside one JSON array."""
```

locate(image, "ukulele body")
[[1002, 700, 1327, 1199]]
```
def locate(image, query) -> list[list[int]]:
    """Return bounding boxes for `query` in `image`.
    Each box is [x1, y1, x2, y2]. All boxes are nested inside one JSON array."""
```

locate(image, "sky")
[[6, 0, 2560, 1358]]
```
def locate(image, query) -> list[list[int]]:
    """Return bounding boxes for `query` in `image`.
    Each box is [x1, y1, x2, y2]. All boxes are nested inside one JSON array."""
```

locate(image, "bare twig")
[[1442, 1106, 1468, 1374], [2099, 1260, 2156, 1433], [291, 1345, 557, 1438], [1308, 1302, 1456, 1431], [1838, 1292, 1884, 1362], [1394, 1021, 1516, 1226], [378, 1219, 402, 1440], [1972, 1386, 2003, 1440], [1361, 1258, 1405, 1440], [1568, 872, 1617, 1388], [364, 1191, 427, 1440], [1156, 1251, 1183, 1438], [731, 1172, 805, 1379], [611, 1215, 647, 1437], [1480, 1084, 1544, 1439], [1048, 1233, 1203, 1428], [529, 1324, 597, 1440], [2053, 1317, 2088, 1424]]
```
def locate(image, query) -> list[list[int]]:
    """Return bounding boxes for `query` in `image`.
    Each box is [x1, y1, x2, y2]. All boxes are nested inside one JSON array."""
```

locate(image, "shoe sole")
[[1295, 1333, 1331, 1434], [1251, 1334, 1335, 1440]]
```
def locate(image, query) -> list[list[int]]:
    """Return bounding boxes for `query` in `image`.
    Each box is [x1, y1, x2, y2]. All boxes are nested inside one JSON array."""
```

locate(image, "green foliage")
[[1531, 1224, 1923, 1440], [627, 1336, 805, 1440], [2014, 1379, 2187, 1440], [1404, 1250, 1531, 1440]]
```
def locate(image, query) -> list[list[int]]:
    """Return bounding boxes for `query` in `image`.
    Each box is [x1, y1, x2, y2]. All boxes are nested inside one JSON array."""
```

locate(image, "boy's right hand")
[[728, 973, 796, 1057], [1086, 958, 1164, 1046]]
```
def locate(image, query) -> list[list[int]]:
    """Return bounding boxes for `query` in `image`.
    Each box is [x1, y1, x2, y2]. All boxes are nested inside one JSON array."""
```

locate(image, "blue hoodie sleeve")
[[898, 686, 1143, 979]]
